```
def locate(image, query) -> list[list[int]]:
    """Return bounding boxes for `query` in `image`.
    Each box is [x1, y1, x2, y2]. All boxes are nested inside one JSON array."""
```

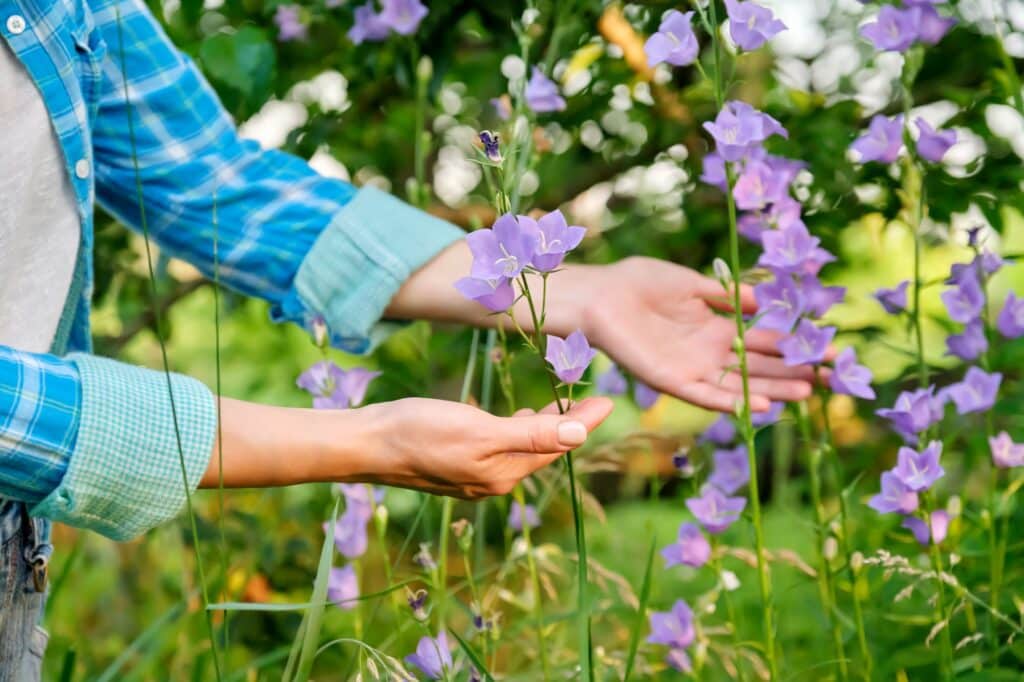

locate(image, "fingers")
[[714, 371, 812, 403], [676, 380, 771, 414], [490, 397, 614, 454], [694, 276, 758, 314], [742, 352, 817, 382]]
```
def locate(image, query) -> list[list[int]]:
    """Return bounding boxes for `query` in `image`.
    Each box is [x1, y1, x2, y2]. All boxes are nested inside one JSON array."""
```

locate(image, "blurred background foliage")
[[50, 0, 1024, 679]]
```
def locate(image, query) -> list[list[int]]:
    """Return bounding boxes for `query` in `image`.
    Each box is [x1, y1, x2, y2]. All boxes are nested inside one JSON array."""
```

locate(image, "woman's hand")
[[201, 396, 613, 497], [558, 256, 820, 412], [354, 396, 613, 498]]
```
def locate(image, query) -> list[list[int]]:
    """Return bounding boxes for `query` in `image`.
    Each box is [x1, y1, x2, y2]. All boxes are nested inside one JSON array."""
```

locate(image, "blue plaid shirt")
[[0, 0, 462, 539]]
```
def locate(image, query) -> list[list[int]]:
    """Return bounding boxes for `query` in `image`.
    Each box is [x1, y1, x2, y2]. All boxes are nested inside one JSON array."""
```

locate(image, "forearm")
[[199, 398, 383, 489], [384, 239, 596, 337]]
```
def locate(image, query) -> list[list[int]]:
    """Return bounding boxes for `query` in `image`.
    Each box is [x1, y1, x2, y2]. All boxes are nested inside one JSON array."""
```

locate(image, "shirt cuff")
[[271, 186, 465, 354], [31, 354, 216, 540]]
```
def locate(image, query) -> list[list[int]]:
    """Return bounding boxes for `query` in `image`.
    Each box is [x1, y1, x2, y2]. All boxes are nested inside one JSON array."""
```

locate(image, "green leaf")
[[449, 629, 494, 681], [208, 579, 415, 612], [198, 27, 275, 115], [291, 499, 339, 682]]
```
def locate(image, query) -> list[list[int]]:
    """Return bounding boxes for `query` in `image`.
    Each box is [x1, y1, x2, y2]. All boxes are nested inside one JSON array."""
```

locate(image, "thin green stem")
[[705, 2, 777, 673], [411, 43, 430, 209], [513, 484, 551, 680], [115, 10, 221, 678], [922, 497, 955, 679], [795, 404, 847, 682], [212, 193, 231, 652], [518, 276, 592, 681], [710, 539, 745, 682]]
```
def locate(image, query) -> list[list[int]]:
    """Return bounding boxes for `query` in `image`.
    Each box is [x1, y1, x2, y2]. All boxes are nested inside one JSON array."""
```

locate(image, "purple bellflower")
[[479, 130, 502, 163], [297, 362, 380, 410], [902, 510, 949, 546], [874, 281, 909, 314], [997, 292, 1024, 338], [686, 486, 747, 534], [868, 471, 919, 515], [778, 319, 836, 367], [644, 10, 699, 67], [596, 364, 628, 395], [529, 210, 587, 272], [909, 3, 956, 45], [508, 503, 541, 532], [758, 222, 835, 274], [647, 599, 696, 649], [467, 214, 538, 280], [327, 565, 359, 610], [275, 5, 307, 41], [796, 276, 845, 318], [545, 330, 598, 384], [860, 6, 918, 52], [946, 318, 988, 361], [990, 431, 1024, 468], [940, 269, 985, 323], [892, 441, 944, 492], [634, 381, 661, 410], [753, 274, 798, 329], [876, 386, 944, 442], [405, 632, 453, 680], [915, 119, 956, 163], [850, 114, 904, 163], [661, 522, 712, 569], [525, 67, 566, 113], [707, 446, 750, 495], [946, 367, 1002, 415], [829, 347, 876, 400], [703, 101, 787, 162], [380, 0, 427, 35], [699, 414, 737, 445], [348, 2, 390, 44], [454, 275, 515, 313], [724, 0, 787, 51], [733, 160, 790, 211]]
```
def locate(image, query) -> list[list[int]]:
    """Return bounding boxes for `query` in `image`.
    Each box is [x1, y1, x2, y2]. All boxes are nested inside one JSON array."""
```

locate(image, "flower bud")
[[850, 551, 864, 574], [947, 495, 962, 518], [416, 55, 433, 82], [374, 504, 388, 532], [823, 537, 839, 561], [311, 315, 328, 348], [712, 258, 732, 286], [721, 570, 740, 591], [407, 587, 429, 621]]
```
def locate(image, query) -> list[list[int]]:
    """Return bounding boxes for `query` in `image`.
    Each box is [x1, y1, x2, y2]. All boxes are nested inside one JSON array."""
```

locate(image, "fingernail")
[[557, 420, 588, 447]]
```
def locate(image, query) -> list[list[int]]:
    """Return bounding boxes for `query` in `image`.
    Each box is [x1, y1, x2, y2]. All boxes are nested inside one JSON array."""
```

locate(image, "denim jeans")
[[0, 500, 50, 681]]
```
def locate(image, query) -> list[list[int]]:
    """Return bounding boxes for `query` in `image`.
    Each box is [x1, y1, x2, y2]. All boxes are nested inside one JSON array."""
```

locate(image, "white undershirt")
[[0, 40, 81, 354]]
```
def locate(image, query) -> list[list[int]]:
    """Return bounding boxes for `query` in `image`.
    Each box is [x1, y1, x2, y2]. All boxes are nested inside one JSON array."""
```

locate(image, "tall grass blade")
[[114, 7, 221, 678], [449, 629, 494, 682], [292, 499, 340, 681], [623, 535, 656, 681]]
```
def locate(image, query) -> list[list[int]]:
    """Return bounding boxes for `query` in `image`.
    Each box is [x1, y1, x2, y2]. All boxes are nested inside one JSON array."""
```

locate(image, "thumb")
[[491, 397, 614, 453]]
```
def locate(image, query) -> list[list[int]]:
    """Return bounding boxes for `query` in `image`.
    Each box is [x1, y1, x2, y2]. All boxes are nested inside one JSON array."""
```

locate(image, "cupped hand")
[[355, 396, 614, 499], [569, 257, 822, 413]]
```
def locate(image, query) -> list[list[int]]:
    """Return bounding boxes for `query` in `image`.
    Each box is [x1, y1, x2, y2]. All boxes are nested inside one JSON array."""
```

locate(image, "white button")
[[74, 158, 90, 179], [6, 15, 26, 35]]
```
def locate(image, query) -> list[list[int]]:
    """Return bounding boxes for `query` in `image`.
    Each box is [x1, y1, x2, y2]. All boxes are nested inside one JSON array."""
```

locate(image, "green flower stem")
[[516, 274, 593, 681], [411, 43, 430, 209], [920, 495, 955, 679], [437, 330, 481, 626], [814, 374, 872, 679], [795, 403, 848, 682], [513, 484, 552, 680], [710, 539, 745, 682], [703, 2, 778, 673]]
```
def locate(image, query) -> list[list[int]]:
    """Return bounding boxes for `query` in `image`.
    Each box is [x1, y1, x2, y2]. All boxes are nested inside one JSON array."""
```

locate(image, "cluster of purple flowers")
[[347, 0, 428, 45], [595, 363, 661, 409], [867, 441, 948, 545], [644, 2, 785, 69], [700, 97, 876, 394], [324, 484, 384, 609], [850, 113, 956, 164], [456, 210, 587, 313], [859, 1, 955, 54]]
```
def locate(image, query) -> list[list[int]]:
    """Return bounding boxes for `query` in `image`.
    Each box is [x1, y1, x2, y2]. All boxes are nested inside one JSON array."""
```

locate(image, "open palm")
[[578, 257, 819, 413]]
